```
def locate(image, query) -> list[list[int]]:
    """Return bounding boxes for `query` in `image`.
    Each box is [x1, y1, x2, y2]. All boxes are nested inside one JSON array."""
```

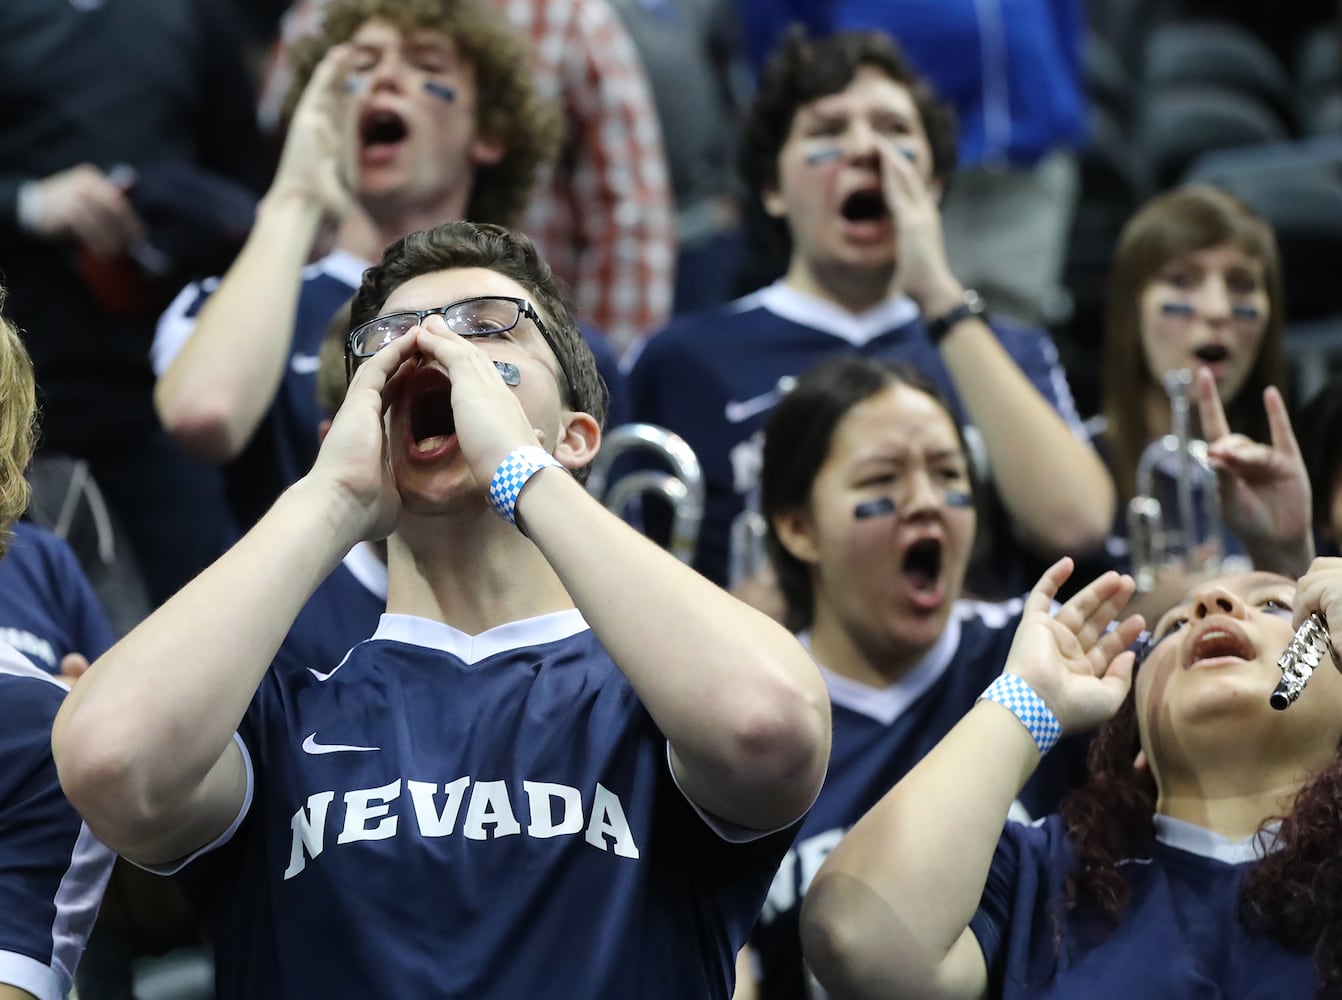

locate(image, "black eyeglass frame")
[[343, 294, 575, 398]]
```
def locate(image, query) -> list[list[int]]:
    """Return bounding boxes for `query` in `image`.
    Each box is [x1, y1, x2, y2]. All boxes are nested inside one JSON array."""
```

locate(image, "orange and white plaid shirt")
[[261, 0, 675, 351]]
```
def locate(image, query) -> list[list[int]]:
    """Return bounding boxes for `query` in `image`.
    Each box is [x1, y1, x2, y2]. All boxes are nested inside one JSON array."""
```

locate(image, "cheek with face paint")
[[805, 147, 843, 166], [1159, 301, 1195, 318], [423, 80, 456, 103], [493, 360, 520, 385]]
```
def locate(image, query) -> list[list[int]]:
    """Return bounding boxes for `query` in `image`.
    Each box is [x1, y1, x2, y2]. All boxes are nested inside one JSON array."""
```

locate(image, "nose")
[[898, 468, 944, 519], [1188, 582, 1247, 621], [843, 120, 880, 162], [1195, 275, 1232, 322], [367, 50, 408, 92]]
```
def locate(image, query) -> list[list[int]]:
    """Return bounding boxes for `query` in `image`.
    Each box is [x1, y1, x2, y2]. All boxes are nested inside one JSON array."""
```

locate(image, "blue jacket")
[[740, 0, 1087, 167]]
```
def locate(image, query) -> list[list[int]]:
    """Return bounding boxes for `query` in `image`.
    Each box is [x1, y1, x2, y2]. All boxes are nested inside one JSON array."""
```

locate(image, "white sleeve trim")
[[664, 742, 817, 845], [132, 732, 256, 877], [0, 950, 62, 1000]]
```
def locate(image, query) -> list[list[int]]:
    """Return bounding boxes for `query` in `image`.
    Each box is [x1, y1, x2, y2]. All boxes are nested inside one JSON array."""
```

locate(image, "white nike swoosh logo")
[[301, 733, 381, 755], [290, 353, 321, 375], [724, 389, 783, 424]]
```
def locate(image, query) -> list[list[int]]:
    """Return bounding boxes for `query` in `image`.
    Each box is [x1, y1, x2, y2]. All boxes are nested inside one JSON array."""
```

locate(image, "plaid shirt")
[[260, 0, 675, 351]]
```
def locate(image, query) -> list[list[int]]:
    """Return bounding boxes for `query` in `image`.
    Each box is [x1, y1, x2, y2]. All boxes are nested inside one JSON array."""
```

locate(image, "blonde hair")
[[0, 291, 38, 556]]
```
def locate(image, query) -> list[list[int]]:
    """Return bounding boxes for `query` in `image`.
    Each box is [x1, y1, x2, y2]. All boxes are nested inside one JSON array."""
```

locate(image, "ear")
[[762, 184, 787, 220], [552, 410, 602, 474], [469, 134, 506, 167], [1133, 749, 1149, 773], [773, 506, 820, 565]]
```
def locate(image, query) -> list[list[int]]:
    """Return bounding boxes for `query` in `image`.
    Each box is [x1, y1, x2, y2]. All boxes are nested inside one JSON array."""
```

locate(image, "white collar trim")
[[1154, 814, 1281, 864], [756, 281, 920, 346], [306, 248, 372, 289], [801, 613, 964, 726], [369, 608, 590, 664], [342, 542, 388, 601]]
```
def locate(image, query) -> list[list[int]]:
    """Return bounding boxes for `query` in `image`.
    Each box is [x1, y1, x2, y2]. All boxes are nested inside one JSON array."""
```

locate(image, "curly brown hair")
[[286, 0, 563, 228], [349, 221, 608, 481], [1060, 677, 1342, 997], [0, 291, 38, 557]]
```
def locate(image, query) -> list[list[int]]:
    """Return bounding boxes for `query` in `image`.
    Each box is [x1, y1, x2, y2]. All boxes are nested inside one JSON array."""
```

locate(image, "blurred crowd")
[[5, 0, 1342, 998]]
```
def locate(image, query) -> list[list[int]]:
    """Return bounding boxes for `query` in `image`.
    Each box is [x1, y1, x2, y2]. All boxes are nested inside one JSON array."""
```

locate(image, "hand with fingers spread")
[[1002, 558, 1146, 735], [268, 44, 358, 219], [1195, 367, 1313, 576], [307, 329, 421, 540], [26, 164, 145, 258], [874, 136, 957, 312], [1291, 557, 1342, 668], [412, 326, 552, 488]]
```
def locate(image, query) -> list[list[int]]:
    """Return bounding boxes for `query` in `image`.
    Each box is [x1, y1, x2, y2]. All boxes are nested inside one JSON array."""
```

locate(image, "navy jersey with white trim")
[[278, 542, 387, 675], [969, 814, 1315, 998], [628, 282, 1087, 596], [172, 611, 794, 998], [753, 599, 1091, 1000], [0, 648, 114, 1000], [0, 521, 114, 672]]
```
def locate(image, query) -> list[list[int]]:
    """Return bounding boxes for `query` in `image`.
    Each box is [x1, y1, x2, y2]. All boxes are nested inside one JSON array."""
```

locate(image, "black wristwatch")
[[927, 289, 987, 344]]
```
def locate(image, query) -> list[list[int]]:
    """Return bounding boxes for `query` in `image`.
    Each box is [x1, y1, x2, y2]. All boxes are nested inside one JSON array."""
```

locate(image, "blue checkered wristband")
[[488, 447, 564, 526], [978, 674, 1062, 755]]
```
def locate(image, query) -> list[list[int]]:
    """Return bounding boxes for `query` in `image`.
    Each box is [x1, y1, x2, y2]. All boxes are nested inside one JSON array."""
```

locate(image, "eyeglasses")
[[344, 295, 573, 396]]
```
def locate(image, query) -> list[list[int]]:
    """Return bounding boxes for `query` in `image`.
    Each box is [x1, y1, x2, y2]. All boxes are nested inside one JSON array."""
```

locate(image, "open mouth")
[[902, 537, 943, 596], [840, 188, 890, 223], [360, 109, 409, 151], [1184, 623, 1256, 668], [407, 369, 456, 455], [1193, 343, 1230, 364]]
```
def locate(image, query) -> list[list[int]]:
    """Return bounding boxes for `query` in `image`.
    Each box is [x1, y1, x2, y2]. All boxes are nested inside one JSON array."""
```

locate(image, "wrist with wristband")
[[488, 446, 566, 527], [927, 288, 987, 344], [978, 673, 1062, 755]]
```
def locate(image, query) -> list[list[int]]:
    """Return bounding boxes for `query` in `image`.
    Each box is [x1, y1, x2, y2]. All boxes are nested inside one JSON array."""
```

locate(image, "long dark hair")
[[1060, 677, 1342, 996], [760, 355, 973, 633]]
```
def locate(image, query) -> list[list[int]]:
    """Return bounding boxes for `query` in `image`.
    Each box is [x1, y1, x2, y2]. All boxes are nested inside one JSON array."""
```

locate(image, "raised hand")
[[27, 164, 145, 258], [1291, 557, 1342, 670], [1003, 558, 1146, 734], [874, 135, 958, 313], [1196, 367, 1313, 575], [411, 325, 550, 486], [307, 329, 421, 540], [268, 44, 358, 219]]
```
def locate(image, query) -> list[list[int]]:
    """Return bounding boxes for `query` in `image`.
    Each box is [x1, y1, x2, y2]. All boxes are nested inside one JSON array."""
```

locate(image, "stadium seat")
[[1137, 86, 1289, 188], [1143, 22, 1295, 125]]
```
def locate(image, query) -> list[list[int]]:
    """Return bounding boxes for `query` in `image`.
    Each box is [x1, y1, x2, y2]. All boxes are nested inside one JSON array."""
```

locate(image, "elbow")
[[1020, 489, 1116, 558], [155, 383, 248, 463], [53, 716, 169, 854], [729, 666, 831, 818], [799, 876, 874, 999]]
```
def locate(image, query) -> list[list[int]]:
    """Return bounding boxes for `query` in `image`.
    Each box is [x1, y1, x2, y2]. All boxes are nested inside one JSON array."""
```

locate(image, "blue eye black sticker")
[[1159, 301, 1195, 317], [944, 490, 974, 508], [805, 147, 843, 166], [423, 81, 456, 103], [853, 497, 896, 520], [493, 361, 520, 386]]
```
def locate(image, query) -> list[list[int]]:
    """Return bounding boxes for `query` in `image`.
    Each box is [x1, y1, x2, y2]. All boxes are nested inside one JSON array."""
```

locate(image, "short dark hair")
[[761, 354, 972, 633], [741, 28, 959, 260], [286, 0, 563, 228], [349, 222, 608, 478]]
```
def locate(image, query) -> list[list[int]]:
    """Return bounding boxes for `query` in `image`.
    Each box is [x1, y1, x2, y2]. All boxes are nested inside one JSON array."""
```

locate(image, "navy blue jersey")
[[0, 647, 114, 999], [969, 814, 1315, 998], [754, 600, 1091, 1000], [154, 250, 368, 529], [0, 521, 114, 673], [627, 282, 1087, 596], [278, 542, 386, 675], [168, 612, 794, 998], [156, 258, 630, 529]]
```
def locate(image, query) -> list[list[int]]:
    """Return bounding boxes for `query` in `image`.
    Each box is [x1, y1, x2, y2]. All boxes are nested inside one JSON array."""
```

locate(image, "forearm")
[[938, 318, 1114, 553], [518, 470, 829, 829], [802, 703, 1037, 998], [154, 192, 326, 461], [53, 479, 361, 827]]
